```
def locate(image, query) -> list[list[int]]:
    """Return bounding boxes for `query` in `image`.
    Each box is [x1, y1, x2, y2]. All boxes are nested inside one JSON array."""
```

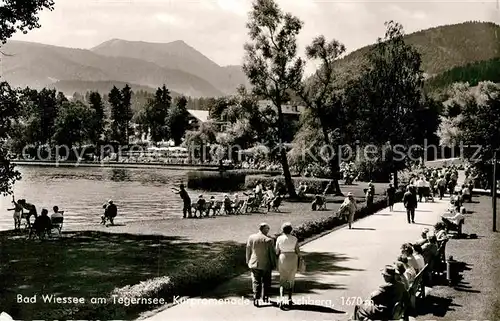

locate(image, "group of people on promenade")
[[246, 222, 303, 308], [403, 165, 471, 225], [353, 217, 458, 320], [8, 195, 64, 239], [174, 181, 283, 219]]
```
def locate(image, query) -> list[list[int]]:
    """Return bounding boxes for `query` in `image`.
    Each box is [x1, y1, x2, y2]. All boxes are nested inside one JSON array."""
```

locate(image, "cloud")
[[155, 13, 184, 26], [216, 0, 249, 16]]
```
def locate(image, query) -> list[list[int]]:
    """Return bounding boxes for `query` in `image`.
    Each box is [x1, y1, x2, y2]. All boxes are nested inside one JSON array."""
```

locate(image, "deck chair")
[[318, 193, 327, 210], [233, 200, 245, 215], [50, 216, 64, 237], [211, 201, 223, 216], [245, 196, 261, 213], [269, 197, 282, 212]]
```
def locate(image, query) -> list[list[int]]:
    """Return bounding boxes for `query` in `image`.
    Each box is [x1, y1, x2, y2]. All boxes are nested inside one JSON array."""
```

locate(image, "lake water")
[[0, 166, 198, 230]]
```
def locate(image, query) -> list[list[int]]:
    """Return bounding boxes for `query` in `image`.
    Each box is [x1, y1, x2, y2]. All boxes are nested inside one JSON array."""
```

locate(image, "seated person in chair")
[[461, 184, 471, 202], [101, 200, 117, 225], [414, 228, 429, 246], [352, 266, 409, 320], [196, 195, 207, 217], [267, 193, 282, 211], [296, 182, 307, 198], [441, 209, 465, 232], [263, 188, 275, 208], [311, 194, 325, 211], [31, 209, 52, 239], [208, 196, 216, 216], [223, 194, 233, 214], [434, 222, 448, 242]]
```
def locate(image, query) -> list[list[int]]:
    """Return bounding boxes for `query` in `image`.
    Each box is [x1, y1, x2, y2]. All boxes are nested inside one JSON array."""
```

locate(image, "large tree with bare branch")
[[294, 35, 347, 195], [243, 0, 304, 197]]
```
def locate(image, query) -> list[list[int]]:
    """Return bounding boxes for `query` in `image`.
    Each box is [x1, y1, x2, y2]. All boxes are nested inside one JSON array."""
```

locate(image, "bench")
[[407, 263, 428, 314], [50, 216, 64, 237]]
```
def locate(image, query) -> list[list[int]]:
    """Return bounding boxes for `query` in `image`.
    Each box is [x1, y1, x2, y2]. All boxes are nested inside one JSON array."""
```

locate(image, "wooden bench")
[[406, 263, 429, 314]]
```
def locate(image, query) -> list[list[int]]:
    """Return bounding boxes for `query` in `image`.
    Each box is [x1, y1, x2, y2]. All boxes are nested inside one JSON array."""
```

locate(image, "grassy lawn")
[[0, 181, 388, 319], [415, 195, 500, 320], [0, 230, 244, 320]]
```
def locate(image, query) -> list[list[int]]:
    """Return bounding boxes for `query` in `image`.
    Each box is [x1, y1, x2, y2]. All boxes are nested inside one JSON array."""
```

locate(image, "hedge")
[[245, 175, 332, 194], [187, 169, 280, 192], [70, 190, 403, 319], [64, 245, 247, 319]]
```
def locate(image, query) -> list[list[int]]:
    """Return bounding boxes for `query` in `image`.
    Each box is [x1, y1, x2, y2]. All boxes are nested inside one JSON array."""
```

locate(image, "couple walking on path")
[[246, 222, 303, 309]]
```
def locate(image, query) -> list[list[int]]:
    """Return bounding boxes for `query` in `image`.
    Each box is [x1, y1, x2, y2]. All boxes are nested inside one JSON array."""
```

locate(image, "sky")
[[10, 0, 500, 69]]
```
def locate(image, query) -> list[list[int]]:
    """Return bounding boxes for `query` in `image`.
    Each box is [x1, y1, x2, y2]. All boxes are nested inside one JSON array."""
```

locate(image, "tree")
[[0, 0, 54, 45], [143, 85, 171, 143], [243, 0, 304, 197], [52, 101, 94, 150], [88, 91, 105, 145], [0, 82, 22, 193], [452, 82, 500, 174], [121, 84, 133, 143], [108, 86, 123, 143], [350, 21, 426, 188], [167, 96, 190, 146], [294, 35, 346, 195], [38, 88, 59, 143]]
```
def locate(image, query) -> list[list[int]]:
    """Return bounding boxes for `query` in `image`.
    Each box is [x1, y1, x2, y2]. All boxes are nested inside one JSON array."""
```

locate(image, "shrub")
[[70, 245, 247, 320], [245, 175, 331, 194], [187, 170, 280, 191], [187, 171, 246, 191]]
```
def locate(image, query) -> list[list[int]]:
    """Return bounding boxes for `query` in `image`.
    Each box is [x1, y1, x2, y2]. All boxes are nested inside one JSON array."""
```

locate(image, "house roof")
[[187, 109, 210, 123], [257, 100, 305, 114]]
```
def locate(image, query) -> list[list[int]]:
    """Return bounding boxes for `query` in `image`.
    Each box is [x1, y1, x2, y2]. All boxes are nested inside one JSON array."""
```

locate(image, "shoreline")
[[12, 160, 219, 170]]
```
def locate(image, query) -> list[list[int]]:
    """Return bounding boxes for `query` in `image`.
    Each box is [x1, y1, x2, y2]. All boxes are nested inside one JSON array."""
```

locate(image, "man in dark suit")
[[403, 186, 418, 224], [246, 223, 276, 306], [353, 266, 409, 320]]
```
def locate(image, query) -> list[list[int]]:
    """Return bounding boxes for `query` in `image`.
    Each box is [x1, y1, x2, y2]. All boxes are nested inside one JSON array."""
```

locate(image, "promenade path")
[[142, 194, 456, 321]]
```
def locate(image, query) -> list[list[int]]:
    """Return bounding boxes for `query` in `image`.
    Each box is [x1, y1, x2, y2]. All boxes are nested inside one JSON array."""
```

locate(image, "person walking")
[[275, 222, 300, 309], [246, 223, 276, 306], [386, 184, 396, 212], [437, 175, 446, 200], [341, 192, 358, 229], [403, 186, 418, 224]]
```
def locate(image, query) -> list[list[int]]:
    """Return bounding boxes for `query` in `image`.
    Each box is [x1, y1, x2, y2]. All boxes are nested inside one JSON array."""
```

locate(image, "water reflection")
[[0, 166, 195, 230]]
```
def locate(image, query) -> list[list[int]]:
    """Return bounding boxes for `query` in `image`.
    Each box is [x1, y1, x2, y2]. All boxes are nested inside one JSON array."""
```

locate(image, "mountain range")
[[1, 39, 248, 98], [1, 21, 499, 99]]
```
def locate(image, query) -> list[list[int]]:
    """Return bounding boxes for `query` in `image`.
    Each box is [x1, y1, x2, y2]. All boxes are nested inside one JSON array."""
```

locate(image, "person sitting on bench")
[[352, 266, 409, 320], [441, 209, 465, 232], [415, 228, 429, 246], [434, 222, 448, 242], [461, 184, 471, 203]]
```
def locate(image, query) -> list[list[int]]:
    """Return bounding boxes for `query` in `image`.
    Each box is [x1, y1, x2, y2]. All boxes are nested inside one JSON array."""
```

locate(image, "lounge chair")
[[50, 216, 64, 237]]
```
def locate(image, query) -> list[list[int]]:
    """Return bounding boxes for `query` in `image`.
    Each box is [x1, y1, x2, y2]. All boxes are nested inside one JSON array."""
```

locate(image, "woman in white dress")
[[275, 222, 300, 308]]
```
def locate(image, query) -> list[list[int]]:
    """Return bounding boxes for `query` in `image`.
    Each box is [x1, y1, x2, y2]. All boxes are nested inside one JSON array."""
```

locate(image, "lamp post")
[[493, 150, 498, 232]]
